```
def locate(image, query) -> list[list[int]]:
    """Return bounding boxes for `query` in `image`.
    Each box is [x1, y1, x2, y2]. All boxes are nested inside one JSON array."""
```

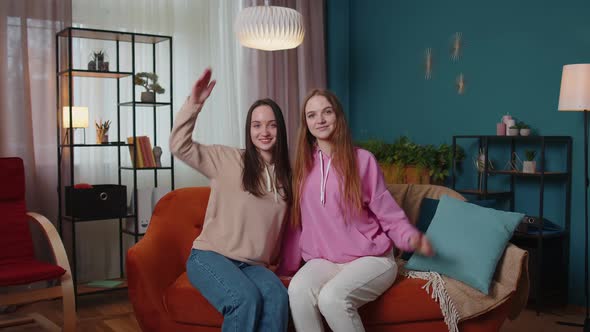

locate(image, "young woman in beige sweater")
[[170, 68, 292, 332]]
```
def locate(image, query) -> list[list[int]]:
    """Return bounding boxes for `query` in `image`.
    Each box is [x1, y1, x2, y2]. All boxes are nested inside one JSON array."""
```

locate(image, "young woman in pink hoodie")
[[279, 89, 434, 332]]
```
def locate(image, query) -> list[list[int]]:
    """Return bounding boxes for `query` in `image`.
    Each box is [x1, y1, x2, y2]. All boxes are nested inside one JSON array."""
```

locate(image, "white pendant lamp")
[[235, 1, 305, 51]]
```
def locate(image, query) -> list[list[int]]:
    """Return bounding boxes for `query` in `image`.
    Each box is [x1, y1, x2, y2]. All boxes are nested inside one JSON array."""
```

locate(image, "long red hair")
[[291, 89, 362, 227]]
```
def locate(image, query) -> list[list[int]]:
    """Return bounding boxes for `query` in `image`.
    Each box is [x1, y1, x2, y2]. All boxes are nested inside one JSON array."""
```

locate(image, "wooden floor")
[[1, 290, 139, 332], [0, 289, 585, 331]]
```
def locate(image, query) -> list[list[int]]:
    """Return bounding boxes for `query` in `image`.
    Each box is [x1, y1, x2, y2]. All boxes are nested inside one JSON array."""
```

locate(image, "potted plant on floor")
[[523, 150, 537, 173], [134, 72, 166, 102]]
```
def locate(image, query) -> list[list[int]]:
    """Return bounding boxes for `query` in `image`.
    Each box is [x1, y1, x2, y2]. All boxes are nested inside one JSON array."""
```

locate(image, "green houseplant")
[[519, 123, 531, 136], [523, 149, 537, 173], [358, 137, 465, 185], [357, 140, 398, 183], [134, 72, 166, 102]]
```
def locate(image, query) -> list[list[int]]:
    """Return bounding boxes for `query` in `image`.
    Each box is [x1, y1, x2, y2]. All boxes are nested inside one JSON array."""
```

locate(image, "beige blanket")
[[388, 184, 530, 331]]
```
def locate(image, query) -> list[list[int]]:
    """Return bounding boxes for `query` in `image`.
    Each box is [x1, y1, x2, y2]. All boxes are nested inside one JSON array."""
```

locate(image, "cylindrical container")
[[496, 123, 506, 135], [502, 115, 513, 124], [505, 119, 516, 134]]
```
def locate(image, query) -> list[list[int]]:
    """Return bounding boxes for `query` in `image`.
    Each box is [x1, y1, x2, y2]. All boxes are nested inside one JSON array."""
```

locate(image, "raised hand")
[[409, 233, 434, 257], [189, 68, 216, 106]]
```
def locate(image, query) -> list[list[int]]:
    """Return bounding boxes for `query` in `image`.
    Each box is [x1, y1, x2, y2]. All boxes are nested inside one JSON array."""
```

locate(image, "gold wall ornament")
[[450, 32, 462, 62], [425, 47, 433, 80], [456, 73, 465, 95]]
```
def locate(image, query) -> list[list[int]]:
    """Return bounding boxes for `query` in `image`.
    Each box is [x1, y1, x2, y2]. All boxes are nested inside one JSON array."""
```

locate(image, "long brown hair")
[[242, 98, 292, 203], [291, 90, 362, 226]]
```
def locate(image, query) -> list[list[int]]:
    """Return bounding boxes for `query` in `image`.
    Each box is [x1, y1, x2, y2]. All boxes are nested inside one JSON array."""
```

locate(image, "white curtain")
[[71, 0, 248, 281]]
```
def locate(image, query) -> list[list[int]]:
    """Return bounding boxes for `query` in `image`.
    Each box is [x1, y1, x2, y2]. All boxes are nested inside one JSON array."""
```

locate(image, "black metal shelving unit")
[[451, 135, 572, 311], [56, 27, 174, 299]]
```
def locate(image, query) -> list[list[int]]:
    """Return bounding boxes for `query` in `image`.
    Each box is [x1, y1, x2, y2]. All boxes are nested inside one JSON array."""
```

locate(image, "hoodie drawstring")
[[264, 164, 278, 203], [319, 150, 331, 206]]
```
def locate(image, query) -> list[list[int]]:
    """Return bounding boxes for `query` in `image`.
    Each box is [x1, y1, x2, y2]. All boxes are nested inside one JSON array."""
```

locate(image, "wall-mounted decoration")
[[424, 47, 432, 80], [456, 72, 465, 94], [450, 32, 462, 62]]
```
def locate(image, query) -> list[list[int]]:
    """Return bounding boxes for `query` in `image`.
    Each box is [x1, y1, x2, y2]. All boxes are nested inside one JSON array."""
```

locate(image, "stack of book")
[[127, 136, 157, 168]]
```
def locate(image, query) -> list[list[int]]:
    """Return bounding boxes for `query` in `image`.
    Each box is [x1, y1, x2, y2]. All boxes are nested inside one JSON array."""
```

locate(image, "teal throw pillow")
[[401, 198, 439, 261], [405, 195, 523, 294]]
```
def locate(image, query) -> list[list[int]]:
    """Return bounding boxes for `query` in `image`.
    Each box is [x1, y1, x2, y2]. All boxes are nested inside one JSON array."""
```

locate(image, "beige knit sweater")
[[170, 100, 288, 267]]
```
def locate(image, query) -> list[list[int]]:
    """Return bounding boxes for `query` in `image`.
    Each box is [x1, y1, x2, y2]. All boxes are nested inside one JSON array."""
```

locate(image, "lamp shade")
[[234, 5, 305, 51], [558, 64, 590, 112], [62, 106, 89, 128]]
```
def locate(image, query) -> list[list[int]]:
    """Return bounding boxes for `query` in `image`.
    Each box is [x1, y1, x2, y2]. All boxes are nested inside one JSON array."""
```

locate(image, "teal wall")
[[327, 0, 590, 305]]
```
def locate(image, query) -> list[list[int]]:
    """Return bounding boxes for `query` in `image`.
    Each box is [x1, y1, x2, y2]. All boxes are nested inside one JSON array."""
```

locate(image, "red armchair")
[[0, 157, 76, 331]]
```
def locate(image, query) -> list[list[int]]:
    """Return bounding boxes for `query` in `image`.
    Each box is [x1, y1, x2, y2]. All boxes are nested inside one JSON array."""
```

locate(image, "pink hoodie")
[[278, 148, 419, 276]]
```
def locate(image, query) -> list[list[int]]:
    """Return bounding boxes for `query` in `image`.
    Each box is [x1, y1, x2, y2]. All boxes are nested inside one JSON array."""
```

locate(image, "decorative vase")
[[520, 128, 531, 136], [96, 129, 108, 144], [523, 161, 536, 173], [141, 91, 155, 103], [99, 61, 109, 71], [496, 123, 506, 136]]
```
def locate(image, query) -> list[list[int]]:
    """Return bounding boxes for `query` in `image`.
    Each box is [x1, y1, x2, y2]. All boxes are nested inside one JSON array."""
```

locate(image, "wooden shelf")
[[122, 229, 146, 237], [456, 189, 512, 197], [59, 69, 132, 78], [488, 170, 569, 178], [60, 143, 131, 148], [57, 27, 175, 302], [62, 215, 133, 223], [453, 135, 571, 142], [77, 278, 127, 296], [58, 27, 170, 44], [119, 102, 172, 107], [513, 230, 566, 239], [120, 166, 172, 170]]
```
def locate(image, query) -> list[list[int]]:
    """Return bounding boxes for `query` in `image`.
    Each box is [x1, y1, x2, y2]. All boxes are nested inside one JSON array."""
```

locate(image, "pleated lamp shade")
[[235, 5, 305, 51], [558, 64, 590, 112]]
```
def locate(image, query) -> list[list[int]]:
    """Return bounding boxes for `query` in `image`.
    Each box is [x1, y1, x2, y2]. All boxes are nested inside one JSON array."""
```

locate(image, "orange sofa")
[[127, 185, 516, 332]]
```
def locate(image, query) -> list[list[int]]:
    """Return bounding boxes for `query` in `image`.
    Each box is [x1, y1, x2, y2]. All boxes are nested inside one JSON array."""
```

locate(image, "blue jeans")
[[186, 249, 289, 332]]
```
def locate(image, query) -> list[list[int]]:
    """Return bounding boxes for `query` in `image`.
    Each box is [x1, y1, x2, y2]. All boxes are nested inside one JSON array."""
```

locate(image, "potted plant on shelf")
[[134, 72, 166, 103], [523, 150, 537, 173], [88, 50, 108, 71], [507, 125, 520, 136], [519, 123, 531, 136], [95, 119, 111, 144]]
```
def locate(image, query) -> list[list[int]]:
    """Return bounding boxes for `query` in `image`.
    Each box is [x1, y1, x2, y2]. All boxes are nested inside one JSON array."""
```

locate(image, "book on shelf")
[[127, 136, 156, 168], [139, 136, 156, 167]]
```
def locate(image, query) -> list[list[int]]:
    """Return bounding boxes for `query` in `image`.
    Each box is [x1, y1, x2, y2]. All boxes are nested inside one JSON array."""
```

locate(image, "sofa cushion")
[[164, 272, 443, 326], [405, 195, 523, 294]]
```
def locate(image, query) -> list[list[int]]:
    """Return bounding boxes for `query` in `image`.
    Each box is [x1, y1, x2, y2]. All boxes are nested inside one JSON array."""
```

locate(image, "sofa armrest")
[[126, 187, 210, 331], [127, 229, 187, 332]]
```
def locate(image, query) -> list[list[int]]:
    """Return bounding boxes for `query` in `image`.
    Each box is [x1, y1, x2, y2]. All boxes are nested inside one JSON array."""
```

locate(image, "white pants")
[[288, 252, 398, 332]]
